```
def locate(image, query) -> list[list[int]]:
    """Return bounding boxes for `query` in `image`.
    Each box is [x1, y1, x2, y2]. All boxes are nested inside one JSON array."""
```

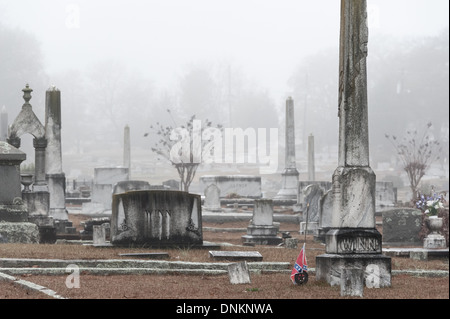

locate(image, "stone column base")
[[274, 168, 299, 201], [315, 253, 392, 287]]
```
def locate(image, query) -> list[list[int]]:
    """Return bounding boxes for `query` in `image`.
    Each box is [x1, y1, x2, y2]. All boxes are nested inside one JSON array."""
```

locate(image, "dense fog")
[[0, 0, 448, 185]]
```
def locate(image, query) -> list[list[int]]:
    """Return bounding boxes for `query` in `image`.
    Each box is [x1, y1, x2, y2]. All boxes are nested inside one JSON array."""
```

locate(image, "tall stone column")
[[315, 0, 391, 287], [0, 106, 7, 141], [274, 97, 299, 201], [123, 124, 131, 171], [45, 86, 68, 220], [308, 134, 315, 181]]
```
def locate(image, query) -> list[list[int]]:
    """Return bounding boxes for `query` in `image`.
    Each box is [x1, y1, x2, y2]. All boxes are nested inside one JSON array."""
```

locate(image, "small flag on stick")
[[291, 243, 308, 285]]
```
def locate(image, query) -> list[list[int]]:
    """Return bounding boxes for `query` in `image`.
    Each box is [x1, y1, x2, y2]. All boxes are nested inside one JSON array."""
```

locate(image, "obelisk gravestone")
[[274, 97, 299, 201], [315, 0, 391, 287], [45, 86, 68, 220]]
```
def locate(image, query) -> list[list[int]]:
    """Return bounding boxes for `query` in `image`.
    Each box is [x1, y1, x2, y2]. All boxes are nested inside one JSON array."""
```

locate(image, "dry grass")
[[0, 214, 448, 300], [6, 273, 448, 300]]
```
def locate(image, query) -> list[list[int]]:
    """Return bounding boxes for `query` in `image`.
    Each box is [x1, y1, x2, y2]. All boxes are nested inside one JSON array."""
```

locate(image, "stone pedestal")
[[424, 234, 446, 249], [22, 191, 50, 216], [241, 199, 282, 245], [423, 217, 446, 249], [275, 168, 299, 201]]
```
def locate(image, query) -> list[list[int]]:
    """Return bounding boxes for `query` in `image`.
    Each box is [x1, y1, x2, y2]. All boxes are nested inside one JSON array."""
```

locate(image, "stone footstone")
[[340, 268, 364, 297], [228, 261, 251, 284]]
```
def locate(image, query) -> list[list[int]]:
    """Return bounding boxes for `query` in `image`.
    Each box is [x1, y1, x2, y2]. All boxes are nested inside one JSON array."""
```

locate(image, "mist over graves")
[[0, 0, 448, 302]]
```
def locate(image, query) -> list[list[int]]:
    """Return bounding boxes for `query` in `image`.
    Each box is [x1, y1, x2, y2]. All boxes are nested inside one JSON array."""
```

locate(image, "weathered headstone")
[[285, 238, 298, 249], [382, 208, 422, 246], [299, 184, 324, 235], [203, 184, 222, 212], [297, 181, 332, 209], [274, 97, 299, 202], [93, 225, 106, 245], [241, 199, 282, 245], [315, 190, 334, 242], [376, 181, 396, 207], [82, 167, 130, 214], [315, 0, 391, 287], [302, 184, 324, 223], [228, 261, 252, 284], [111, 190, 202, 246]]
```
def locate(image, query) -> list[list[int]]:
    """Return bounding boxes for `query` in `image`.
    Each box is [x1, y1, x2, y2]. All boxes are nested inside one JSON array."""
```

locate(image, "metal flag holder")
[[292, 203, 309, 285]]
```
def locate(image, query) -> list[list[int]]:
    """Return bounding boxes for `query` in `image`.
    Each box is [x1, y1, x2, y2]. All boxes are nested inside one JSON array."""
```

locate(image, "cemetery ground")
[[0, 213, 448, 300]]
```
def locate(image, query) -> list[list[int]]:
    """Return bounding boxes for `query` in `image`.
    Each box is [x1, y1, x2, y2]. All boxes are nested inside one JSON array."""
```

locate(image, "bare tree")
[[386, 122, 442, 202], [145, 112, 222, 192]]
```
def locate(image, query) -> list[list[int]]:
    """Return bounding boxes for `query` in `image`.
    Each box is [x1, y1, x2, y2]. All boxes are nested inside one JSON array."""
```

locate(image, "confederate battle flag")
[[290, 243, 308, 285]]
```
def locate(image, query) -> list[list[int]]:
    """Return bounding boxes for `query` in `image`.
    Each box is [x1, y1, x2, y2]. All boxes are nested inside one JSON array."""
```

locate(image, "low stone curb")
[[0, 258, 291, 271], [0, 271, 65, 299]]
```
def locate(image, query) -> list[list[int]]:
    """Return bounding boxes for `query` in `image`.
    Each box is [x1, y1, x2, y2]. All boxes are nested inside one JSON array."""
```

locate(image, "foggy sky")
[[1, 0, 449, 102]]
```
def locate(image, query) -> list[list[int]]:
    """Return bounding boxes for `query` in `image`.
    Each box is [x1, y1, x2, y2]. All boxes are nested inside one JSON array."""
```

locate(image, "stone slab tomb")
[[209, 251, 263, 262], [200, 175, 262, 198], [111, 190, 202, 247]]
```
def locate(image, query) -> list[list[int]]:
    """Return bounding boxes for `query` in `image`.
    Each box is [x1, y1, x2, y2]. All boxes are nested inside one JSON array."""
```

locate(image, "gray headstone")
[[285, 238, 298, 249], [228, 261, 251, 284], [252, 199, 274, 226], [375, 181, 396, 207], [203, 184, 221, 212], [382, 208, 422, 246], [303, 184, 325, 223], [93, 225, 106, 245]]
